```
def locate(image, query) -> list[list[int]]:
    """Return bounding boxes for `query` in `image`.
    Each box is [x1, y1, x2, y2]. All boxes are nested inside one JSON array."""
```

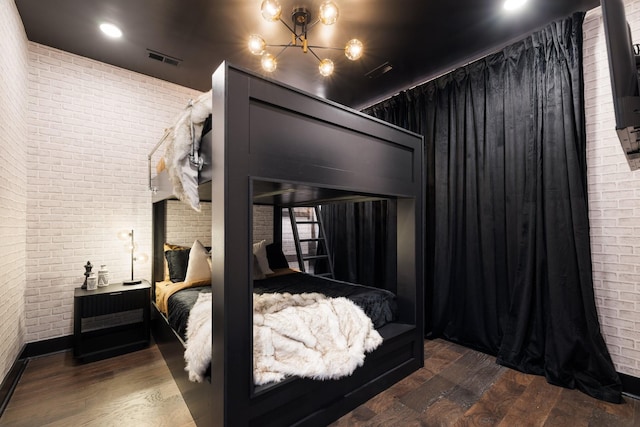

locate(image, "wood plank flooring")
[[0, 342, 195, 427], [1, 338, 638, 426], [330, 339, 640, 427]]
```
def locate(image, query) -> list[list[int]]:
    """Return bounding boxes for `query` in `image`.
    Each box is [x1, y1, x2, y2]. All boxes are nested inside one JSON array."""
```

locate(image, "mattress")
[[166, 272, 397, 340]]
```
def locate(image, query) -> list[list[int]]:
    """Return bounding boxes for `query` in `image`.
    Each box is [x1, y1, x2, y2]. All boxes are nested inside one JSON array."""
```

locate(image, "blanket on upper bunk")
[[161, 90, 212, 212], [184, 291, 383, 384]]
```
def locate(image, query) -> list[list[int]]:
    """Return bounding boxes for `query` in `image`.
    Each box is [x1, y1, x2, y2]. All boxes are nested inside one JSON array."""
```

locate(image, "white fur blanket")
[[183, 291, 213, 382], [183, 291, 383, 384], [162, 90, 212, 212]]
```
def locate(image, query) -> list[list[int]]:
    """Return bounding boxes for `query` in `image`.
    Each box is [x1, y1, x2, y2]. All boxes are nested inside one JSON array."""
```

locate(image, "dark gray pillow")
[[165, 248, 190, 282], [266, 243, 289, 269]]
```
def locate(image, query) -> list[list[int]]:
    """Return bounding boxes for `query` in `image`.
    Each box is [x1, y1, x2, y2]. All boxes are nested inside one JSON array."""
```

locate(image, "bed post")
[[210, 62, 253, 427], [272, 206, 282, 245], [152, 200, 167, 299]]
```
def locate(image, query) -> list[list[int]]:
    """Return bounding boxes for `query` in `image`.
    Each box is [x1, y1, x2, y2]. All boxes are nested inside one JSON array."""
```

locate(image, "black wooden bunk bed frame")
[[150, 62, 425, 426]]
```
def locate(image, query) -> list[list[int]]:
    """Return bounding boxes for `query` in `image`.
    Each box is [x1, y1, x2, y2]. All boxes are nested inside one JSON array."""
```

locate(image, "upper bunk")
[[149, 64, 422, 209]]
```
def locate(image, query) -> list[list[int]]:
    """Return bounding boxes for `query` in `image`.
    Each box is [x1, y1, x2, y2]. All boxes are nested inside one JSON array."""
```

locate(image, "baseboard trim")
[[0, 356, 28, 418], [19, 335, 73, 359], [620, 372, 640, 400]]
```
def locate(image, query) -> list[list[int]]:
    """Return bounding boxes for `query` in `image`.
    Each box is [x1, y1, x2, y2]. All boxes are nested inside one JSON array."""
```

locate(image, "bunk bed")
[[149, 62, 425, 426]]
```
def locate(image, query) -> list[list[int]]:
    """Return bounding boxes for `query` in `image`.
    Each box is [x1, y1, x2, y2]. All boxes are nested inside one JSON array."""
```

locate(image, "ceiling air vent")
[[146, 49, 182, 67], [365, 62, 393, 79]]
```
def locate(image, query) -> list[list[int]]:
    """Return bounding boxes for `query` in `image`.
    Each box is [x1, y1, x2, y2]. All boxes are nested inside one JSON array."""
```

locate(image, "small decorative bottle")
[[98, 265, 110, 287], [87, 273, 98, 290]]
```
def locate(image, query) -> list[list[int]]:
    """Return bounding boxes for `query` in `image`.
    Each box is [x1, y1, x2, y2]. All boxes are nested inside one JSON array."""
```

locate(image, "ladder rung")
[[303, 255, 328, 261], [288, 206, 334, 278]]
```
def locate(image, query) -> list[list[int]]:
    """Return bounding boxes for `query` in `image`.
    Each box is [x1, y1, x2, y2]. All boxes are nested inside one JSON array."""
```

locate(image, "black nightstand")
[[73, 281, 151, 362]]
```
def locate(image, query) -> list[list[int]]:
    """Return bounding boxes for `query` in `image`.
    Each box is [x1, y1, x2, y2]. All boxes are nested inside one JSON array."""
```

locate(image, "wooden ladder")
[[288, 206, 335, 278]]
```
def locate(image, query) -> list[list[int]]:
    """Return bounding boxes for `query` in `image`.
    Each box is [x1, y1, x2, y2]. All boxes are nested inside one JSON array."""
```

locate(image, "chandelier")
[[248, 0, 364, 77]]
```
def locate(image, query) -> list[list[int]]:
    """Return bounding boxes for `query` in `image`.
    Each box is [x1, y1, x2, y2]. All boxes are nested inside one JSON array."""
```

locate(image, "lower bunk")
[[151, 302, 213, 425], [151, 271, 422, 426], [249, 322, 421, 427]]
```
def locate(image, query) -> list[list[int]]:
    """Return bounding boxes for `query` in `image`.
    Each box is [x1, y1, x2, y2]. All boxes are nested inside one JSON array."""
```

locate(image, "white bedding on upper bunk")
[[184, 291, 383, 384], [161, 90, 212, 212]]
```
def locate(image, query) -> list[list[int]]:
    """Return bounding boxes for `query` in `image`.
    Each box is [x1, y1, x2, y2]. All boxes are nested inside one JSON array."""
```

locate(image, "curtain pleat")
[[321, 201, 395, 290], [362, 12, 622, 403]]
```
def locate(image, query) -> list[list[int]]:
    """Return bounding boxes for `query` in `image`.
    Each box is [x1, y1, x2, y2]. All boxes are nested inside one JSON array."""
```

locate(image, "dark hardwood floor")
[[1, 338, 638, 426], [331, 339, 640, 427], [0, 342, 195, 427]]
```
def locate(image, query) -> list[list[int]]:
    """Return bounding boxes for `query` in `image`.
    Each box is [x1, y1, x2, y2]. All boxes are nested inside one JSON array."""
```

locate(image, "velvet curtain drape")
[[362, 13, 622, 403], [321, 201, 396, 290]]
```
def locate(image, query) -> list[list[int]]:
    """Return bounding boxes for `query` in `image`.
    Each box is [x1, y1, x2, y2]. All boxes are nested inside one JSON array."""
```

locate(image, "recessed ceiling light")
[[503, 0, 528, 11], [100, 23, 122, 38]]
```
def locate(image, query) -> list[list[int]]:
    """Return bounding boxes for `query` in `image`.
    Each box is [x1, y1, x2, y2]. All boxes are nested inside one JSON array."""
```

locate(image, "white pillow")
[[185, 239, 211, 283], [253, 240, 273, 275]]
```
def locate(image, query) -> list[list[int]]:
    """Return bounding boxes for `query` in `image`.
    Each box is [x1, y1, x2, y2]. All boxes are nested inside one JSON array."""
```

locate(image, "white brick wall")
[[165, 202, 273, 248], [166, 200, 213, 247], [26, 43, 201, 342], [253, 205, 274, 243], [584, 0, 640, 377], [0, 0, 28, 381]]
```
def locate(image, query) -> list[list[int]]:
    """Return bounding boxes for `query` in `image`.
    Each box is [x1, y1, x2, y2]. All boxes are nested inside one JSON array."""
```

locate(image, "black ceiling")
[[15, 0, 600, 108]]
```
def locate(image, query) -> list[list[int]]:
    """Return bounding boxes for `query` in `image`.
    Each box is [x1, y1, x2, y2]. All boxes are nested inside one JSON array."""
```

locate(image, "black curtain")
[[321, 201, 396, 290], [363, 13, 622, 403]]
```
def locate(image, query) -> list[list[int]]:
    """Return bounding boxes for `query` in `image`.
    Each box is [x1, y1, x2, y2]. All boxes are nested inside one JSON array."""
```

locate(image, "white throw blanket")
[[183, 291, 213, 382], [184, 291, 383, 384], [162, 90, 212, 212]]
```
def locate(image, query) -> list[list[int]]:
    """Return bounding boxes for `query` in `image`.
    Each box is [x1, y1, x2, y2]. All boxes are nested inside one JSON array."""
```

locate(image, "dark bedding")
[[166, 272, 396, 340], [254, 272, 397, 329], [167, 285, 211, 340]]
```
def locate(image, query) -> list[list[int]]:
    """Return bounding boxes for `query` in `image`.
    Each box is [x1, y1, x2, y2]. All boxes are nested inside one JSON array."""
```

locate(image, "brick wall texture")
[[584, 0, 640, 377], [165, 202, 273, 248], [25, 43, 201, 343], [0, 0, 29, 381]]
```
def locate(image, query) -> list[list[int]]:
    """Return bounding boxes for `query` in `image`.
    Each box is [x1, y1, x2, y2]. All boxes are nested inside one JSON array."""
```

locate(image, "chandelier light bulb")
[[319, 1, 339, 25], [248, 34, 266, 55], [344, 39, 363, 61], [318, 58, 334, 76], [261, 0, 282, 22], [261, 53, 278, 72]]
